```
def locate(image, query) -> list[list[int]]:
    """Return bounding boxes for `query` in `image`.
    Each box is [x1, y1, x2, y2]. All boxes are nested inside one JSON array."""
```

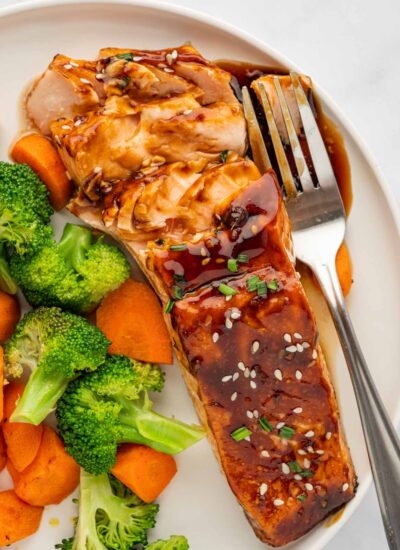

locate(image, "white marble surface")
[[1, 0, 399, 549]]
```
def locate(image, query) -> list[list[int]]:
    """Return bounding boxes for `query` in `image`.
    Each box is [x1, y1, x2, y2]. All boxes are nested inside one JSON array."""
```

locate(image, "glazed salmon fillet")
[[27, 46, 356, 546]]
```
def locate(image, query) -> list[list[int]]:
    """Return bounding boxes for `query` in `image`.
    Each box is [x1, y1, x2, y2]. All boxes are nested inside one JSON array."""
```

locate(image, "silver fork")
[[243, 73, 400, 549]]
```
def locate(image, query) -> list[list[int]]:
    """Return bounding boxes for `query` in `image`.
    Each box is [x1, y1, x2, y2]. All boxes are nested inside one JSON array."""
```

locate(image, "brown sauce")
[[216, 60, 352, 214]]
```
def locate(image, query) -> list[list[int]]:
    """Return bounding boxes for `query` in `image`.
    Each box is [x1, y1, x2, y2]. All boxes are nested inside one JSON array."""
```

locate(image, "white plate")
[[0, 1, 399, 549]]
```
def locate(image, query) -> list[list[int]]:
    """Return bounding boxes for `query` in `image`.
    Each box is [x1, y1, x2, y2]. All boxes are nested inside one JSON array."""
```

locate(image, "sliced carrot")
[[111, 444, 177, 503], [336, 242, 353, 297], [0, 290, 20, 342], [11, 133, 72, 211], [2, 381, 43, 471], [0, 490, 43, 547], [9, 425, 79, 506], [0, 347, 3, 421], [96, 278, 173, 364], [0, 431, 6, 473]]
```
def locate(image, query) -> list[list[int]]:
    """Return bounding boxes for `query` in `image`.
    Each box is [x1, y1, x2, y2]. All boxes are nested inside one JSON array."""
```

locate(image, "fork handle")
[[312, 259, 400, 550]]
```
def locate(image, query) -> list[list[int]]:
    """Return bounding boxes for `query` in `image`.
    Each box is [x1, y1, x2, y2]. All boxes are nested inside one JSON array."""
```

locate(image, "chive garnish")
[[237, 253, 249, 264], [165, 299, 175, 313], [220, 150, 229, 163], [227, 258, 238, 273], [267, 279, 279, 292], [256, 280, 267, 297], [231, 426, 252, 442], [299, 470, 314, 478], [279, 426, 296, 439], [116, 52, 134, 61], [172, 285, 183, 300], [218, 283, 238, 297], [259, 417, 273, 432], [247, 275, 260, 292], [170, 244, 187, 251], [173, 273, 186, 283], [288, 461, 302, 473], [297, 494, 307, 502]]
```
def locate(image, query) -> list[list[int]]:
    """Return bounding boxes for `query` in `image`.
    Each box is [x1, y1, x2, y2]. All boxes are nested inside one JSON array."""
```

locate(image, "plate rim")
[[0, 1, 399, 548]]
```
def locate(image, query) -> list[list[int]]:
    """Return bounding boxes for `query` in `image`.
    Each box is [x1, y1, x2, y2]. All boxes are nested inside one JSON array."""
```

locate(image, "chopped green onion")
[[256, 280, 267, 297], [267, 279, 279, 292], [155, 238, 165, 246], [218, 283, 238, 297], [297, 494, 307, 502], [280, 426, 296, 440], [237, 253, 249, 264], [173, 273, 186, 283], [299, 470, 314, 478], [259, 417, 273, 432], [172, 285, 183, 300], [170, 244, 187, 251], [116, 52, 134, 61], [165, 299, 175, 313], [227, 258, 238, 272], [288, 461, 302, 473], [247, 275, 260, 292], [220, 150, 229, 163], [231, 426, 252, 442]]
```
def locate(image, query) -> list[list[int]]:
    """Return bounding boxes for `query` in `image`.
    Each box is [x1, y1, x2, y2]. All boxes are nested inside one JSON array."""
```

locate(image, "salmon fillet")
[[26, 46, 356, 546]]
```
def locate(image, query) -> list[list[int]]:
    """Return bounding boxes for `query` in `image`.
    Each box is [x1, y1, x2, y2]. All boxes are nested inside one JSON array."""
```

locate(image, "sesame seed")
[[244, 436, 251, 442], [232, 372, 239, 382], [63, 64, 72, 70], [261, 450, 270, 458], [96, 73, 105, 80], [276, 422, 285, 430], [201, 258, 210, 266], [133, 56, 143, 62], [252, 340, 260, 354], [164, 67, 174, 73], [231, 392, 237, 401], [222, 375, 232, 383], [298, 449, 306, 455], [296, 343, 304, 352], [247, 410, 253, 419], [70, 61, 79, 67], [286, 345, 297, 353], [166, 53, 174, 65], [305, 483, 314, 491], [251, 224, 258, 234], [316, 450, 325, 455], [80, 77, 91, 84], [294, 474, 302, 481], [274, 369, 283, 381], [200, 247, 207, 257], [326, 432, 332, 440], [238, 361, 245, 371], [212, 332, 219, 343], [250, 381, 257, 389], [305, 431, 315, 438], [171, 49, 178, 60], [244, 368, 250, 378], [342, 483, 349, 492], [226, 295, 232, 302], [283, 333, 292, 343], [61, 124, 71, 130], [312, 349, 318, 359], [296, 271, 301, 279], [302, 342, 310, 349], [295, 370, 303, 380], [274, 499, 284, 507], [253, 410, 259, 418], [54, 135, 61, 146], [259, 482, 268, 496], [307, 446, 314, 453], [65, 170, 71, 181], [225, 318, 233, 329], [250, 369, 256, 379], [303, 458, 311, 469], [293, 407, 303, 414], [231, 308, 241, 320], [74, 119, 82, 127], [282, 463, 290, 474], [94, 166, 102, 174], [183, 109, 193, 115], [294, 332, 303, 339]]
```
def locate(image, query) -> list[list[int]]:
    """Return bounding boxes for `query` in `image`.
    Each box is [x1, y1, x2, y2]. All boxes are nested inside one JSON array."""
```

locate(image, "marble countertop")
[[1, 0, 399, 548]]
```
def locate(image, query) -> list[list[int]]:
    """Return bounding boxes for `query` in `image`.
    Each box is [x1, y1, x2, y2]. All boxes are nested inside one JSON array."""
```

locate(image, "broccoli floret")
[[147, 535, 189, 550], [10, 223, 130, 313], [70, 471, 158, 549], [5, 306, 110, 425], [0, 243, 17, 294], [56, 355, 205, 474], [0, 162, 54, 255]]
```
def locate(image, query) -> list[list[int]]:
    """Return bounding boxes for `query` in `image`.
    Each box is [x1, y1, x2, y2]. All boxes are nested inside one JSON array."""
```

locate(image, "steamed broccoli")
[[69, 471, 159, 549], [5, 307, 110, 425], [56, 355, 205, 474], [0, 162, 53, 255], [147, 536, 189, 549], [10, 223, 130, 313], [0, 243, 17, 294]]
